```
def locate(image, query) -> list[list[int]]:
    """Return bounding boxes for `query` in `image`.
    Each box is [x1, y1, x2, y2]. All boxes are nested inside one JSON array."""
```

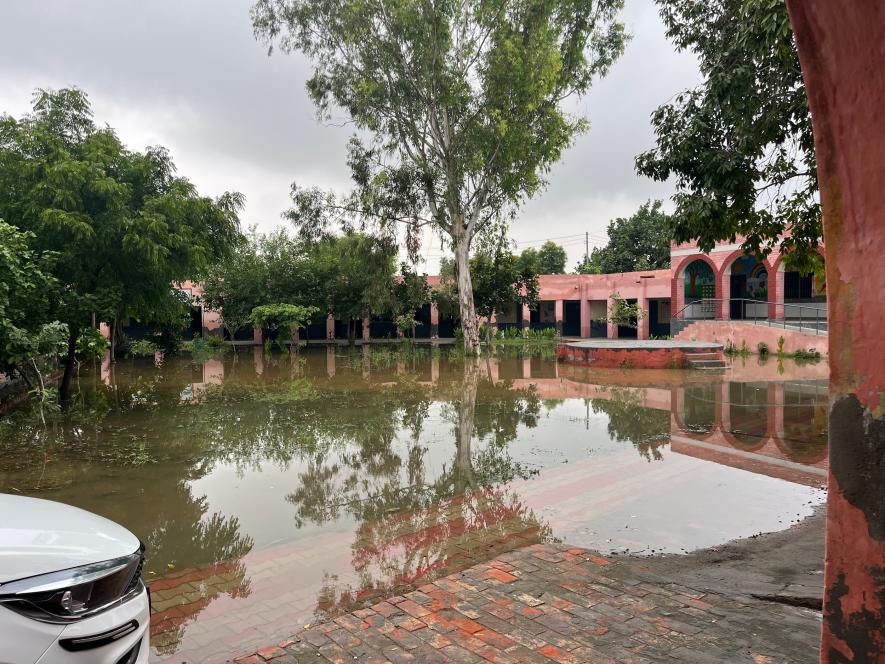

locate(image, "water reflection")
[[0, 348, 828, 663]]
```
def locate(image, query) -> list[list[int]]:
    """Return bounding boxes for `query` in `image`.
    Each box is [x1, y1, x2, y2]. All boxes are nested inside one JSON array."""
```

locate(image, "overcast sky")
[[0, 0, 699, 272]]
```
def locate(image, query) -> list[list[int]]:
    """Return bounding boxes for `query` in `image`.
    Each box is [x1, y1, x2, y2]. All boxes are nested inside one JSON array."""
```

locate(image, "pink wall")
[[675, 320, 827, 356]]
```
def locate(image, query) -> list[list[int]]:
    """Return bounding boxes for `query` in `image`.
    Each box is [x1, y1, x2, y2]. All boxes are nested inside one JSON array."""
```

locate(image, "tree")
[[249, 303, 319, 345], [438, 248, 539, 327], [601, 292, 646, 329], [200, 237, 266, 343], [252, 0, 627, 353], [577, 200, 672, 274], [0, 88, 243, 404], [0, 221, 61, 384], [635, 0, 820, 274], [312, 233, 398, 343], [393, 263, 431, 340], [517, 241, 567, 275]]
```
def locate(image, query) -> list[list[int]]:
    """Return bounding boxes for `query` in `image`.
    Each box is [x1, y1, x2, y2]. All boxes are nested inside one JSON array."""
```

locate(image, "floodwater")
[[0, 347, 828, 662]]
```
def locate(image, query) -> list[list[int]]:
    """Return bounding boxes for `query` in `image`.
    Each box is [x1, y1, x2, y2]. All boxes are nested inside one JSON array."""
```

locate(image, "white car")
[[0, 494, 149, 663]]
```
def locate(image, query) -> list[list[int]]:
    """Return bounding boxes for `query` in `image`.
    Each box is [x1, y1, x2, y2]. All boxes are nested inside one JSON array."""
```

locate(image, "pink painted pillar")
[[770, 266, 785, 321], [717, 270, 730, 320], [605, 296, 618, 339], [326, 314, 335, 340], [787, 2, 885, 657], [253, 325, 263, 344], [362, 317, 370, 342], [522, 357, 531, 378], [521, 304, 531, 330], [638, 296, 650, 340], [554, 300, 564, 337], [580, 299, 591, 338], [430, 302, 440, 339]]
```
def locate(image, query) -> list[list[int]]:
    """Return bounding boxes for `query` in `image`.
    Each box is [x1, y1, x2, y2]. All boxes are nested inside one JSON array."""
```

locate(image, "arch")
[[719, 251, 770, 320], [673, 253, 718, 286]]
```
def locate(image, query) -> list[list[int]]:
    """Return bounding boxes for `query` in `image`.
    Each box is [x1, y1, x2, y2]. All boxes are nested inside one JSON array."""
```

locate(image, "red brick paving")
[[237, 543, 819, 663]]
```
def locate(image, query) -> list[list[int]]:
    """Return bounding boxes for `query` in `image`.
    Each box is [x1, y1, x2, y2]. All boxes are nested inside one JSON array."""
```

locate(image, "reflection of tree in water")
[[0, 359, 254, 655], [590, 387, 671, 461], [284, 360, 548, 619]]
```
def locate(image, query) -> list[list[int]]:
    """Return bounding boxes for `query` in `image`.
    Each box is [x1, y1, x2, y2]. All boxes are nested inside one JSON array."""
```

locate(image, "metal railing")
[[671, 298, 827, 336]]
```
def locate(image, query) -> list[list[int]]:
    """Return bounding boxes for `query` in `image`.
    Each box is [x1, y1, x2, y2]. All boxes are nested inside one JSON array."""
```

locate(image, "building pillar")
[[253, 346, 264, 375], [580, 299, 591, 338], [787, 2, 885, 657], [554, 300, 564, 337], [521, 304, 531, 330], [638, 297, 650, 340], [770, 265, 785, 321], [326, 314, 335, 340], [522, 357, 532, 379], [430, 302, 439, 339], [253, 325, 263, 345], [362, 317, 370, 342], [605, 296, 618, 339], [717, 269, 730, 320]]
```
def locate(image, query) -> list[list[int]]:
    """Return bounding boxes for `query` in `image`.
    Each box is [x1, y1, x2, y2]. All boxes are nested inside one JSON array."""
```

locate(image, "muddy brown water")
[[0, 347, 828, 661]]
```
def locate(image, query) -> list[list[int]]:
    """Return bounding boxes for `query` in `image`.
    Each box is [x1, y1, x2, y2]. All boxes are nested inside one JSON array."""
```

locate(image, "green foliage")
[[128, 339, 161, 357], [575, 200, 672, 273], [249, 304, 319, 343], [635, 0, 820, 274], [601, 292, 646, 329], [518, 241, 567, 275], [205, 334, 225, 349], [756, 341, 769, 356], [776, 335, 786, 355], [394, 263, 431, 318], [0, 221, 60, 377], [76, 327, 109, 361], [437, 248, 540, 323], [792, 348, 821, 361], [0, 88, 244, 402], [254, 0, 627, 351]]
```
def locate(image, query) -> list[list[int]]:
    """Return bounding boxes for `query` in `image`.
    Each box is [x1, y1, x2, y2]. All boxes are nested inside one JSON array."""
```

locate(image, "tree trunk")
[[454, 359, 479, 491], [454, 234, 480, 354], [59, 330, 78, 407]]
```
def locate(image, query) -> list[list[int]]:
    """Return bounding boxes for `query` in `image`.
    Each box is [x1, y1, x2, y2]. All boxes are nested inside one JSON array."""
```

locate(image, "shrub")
[[128, 339, 161, 357], [76, 327, 109, 361], [757, 341, 769, 356], [793, 348, 822, 361], [205, 334, 225, 349], [777, 335, 786, 355]]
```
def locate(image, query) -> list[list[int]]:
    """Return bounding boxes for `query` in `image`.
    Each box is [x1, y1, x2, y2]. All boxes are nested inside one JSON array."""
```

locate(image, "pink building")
[[154, 238, 825, 343]]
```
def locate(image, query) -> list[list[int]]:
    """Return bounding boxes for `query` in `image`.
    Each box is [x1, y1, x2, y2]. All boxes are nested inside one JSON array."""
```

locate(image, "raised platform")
[[557, 339, 724, 369]]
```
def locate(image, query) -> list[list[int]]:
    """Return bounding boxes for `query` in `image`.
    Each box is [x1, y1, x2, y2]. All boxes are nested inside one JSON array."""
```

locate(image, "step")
[[683, 351, 721, 360], [688, 359, 727, 368]]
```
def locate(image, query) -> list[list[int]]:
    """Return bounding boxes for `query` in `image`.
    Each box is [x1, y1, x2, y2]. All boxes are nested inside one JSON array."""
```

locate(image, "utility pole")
[[585, 232, 589, 263]]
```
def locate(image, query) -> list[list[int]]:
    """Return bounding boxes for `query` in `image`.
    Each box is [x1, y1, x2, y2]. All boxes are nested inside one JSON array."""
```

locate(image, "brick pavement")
[[235, 543, 819, 663]]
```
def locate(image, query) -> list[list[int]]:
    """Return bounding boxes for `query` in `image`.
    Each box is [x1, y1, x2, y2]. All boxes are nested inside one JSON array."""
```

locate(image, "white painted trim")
[[671, 243, 744, 258]]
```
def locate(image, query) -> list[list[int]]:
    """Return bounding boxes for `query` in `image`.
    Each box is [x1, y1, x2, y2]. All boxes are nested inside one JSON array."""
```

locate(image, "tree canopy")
[[576, 200, 672, 274], [252, 0, 627, 352], [517, 241, 568, 275], [0, 88, 243, 402], [635, 0, 819, 274]]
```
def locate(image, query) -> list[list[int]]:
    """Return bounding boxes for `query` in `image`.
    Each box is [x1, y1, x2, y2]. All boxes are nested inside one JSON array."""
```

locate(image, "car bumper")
[[34, 585, 150, 664]]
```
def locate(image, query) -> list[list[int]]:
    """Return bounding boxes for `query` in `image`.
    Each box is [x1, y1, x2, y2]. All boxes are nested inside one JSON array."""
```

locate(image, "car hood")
[[0, 494, 140, 584]]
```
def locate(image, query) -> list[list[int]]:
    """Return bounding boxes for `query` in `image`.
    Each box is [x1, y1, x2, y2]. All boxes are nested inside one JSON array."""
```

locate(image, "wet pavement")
[[236, 542, 821, 663], [0, 347, 828, 662]]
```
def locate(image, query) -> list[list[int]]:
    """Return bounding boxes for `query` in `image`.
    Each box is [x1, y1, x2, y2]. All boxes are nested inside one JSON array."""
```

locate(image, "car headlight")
[[0, 545, 144, 623]]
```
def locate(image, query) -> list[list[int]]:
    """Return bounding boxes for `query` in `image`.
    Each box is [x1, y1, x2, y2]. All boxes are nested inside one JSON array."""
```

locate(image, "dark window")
[[784, 272, 813, 299]]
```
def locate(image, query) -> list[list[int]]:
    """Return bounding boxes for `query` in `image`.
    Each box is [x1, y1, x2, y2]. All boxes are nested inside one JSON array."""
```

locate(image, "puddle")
[[0, 347, 828, 662]]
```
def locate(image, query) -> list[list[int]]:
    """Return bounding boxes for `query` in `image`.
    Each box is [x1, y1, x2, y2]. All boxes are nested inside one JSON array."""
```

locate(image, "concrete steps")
[[684, 348, 728, 371]]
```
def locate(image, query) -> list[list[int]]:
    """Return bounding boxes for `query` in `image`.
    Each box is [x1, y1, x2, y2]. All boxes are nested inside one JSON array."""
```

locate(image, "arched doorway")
[[726, 255, 768, 320], [682, 259, 716, 318]]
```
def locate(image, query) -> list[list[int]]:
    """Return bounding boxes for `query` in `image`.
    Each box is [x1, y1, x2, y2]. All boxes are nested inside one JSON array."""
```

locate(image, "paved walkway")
[[234, 543, 820, 664]]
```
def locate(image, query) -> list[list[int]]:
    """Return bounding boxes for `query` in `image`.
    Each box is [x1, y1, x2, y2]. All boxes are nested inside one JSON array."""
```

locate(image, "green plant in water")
[[757, 341, 769, 356], [740, 339, 749, 355], [777, 335, 786, 355], [129, 339, 161, 357]]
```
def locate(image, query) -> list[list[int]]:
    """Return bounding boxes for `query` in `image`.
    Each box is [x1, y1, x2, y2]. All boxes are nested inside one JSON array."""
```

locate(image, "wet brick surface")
[[236, 543, 820, 663]]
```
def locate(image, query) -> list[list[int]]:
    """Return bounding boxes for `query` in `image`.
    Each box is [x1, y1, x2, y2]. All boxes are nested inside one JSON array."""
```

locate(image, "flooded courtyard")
[[0, 348, 828, 663]]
